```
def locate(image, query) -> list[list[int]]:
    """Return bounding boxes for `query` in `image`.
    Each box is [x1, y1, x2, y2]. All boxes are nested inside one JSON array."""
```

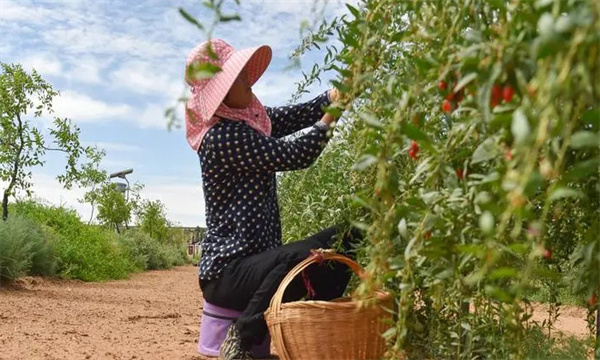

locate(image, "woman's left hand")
[[328, 88, 340, 103]]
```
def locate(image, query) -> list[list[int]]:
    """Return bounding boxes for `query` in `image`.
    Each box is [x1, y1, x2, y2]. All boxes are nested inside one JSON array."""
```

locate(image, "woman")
[[186, 39, 362, 360]]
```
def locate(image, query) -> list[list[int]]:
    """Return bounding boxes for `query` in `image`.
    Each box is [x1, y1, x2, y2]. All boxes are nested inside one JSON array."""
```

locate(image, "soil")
[[0, 266, 204, 360], [0, 265, 593, 360]]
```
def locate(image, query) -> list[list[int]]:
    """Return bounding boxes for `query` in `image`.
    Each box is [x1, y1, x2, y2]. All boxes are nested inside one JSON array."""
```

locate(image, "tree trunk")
[[2, 114, 25, 221], [2, 191, 9, 221]]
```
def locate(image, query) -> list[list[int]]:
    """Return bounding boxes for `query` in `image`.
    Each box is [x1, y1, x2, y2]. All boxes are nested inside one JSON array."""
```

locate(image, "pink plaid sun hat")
[[185, 39, 273, 151]]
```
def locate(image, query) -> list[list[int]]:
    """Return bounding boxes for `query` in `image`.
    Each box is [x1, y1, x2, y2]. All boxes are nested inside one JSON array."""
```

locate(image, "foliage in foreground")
[[281, 0, 599, 359], [175, 0, 598, 358]]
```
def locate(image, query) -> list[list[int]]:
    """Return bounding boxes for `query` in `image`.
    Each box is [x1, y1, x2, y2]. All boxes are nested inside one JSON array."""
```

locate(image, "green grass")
[[524, 326, 592, 360]]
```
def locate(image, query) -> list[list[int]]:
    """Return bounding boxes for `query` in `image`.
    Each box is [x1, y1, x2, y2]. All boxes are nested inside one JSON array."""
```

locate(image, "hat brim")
[[188, 45, 272, 126]]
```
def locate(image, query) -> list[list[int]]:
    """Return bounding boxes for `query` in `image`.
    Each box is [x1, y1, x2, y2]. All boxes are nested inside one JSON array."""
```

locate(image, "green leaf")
[[479, 211, 494, 235], [382, 327, 397, 339], [489, 267, 519, 280], [346, 3, 360, 18], [537, 13, 555, 37], [353, 155, 378, 171], [581, 108, 599, 130], [401, 123, 432, 145], [219, 14, 241, 22], [472, 138, 500, 164], [549, 187, 585, 202], [535, 0, 554, 9], [570, 131, 599, 149], [187, 62, 222, 80], [511, 108, 530, 144], [485, 285, 514, 303], [178, 8, 204, 31], [323, 105, 342, 119], [453, 73, 477, 93], [358, 111, 384, 129], [563, 158, 600, 181], [398, 218, 408, 239]]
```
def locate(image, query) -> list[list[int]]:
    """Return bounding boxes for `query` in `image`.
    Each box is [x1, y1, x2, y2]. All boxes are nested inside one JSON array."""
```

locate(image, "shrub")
[[0, 216, 56, 281], [277, 0, 598, 358], [167, 243, 190, 267], [278, 127, 375, 243], [12, 200, 134, 281], [120, 230, 189, 270], [121, 230, 165, 270], [54, 225, 134, 281]]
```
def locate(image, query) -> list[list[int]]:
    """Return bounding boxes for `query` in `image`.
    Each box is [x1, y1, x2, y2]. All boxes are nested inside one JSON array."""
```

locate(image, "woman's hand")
[[328, 88, 340, 103], [321, 111, 336, 126]]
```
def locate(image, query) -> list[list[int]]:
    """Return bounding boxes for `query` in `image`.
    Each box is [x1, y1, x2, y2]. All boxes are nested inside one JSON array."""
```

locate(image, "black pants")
[[200, 224, 362, 348]]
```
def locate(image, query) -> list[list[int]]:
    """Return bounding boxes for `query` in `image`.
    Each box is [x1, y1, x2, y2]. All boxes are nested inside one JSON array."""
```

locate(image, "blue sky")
[[0, 0, 352, 226]]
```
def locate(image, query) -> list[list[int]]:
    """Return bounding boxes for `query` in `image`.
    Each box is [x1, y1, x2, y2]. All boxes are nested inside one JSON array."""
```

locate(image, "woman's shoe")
[[219, 324, 254, 360]]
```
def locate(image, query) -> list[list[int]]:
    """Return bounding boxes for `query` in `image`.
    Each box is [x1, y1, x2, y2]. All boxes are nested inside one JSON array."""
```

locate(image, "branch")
[[41, 145, 69, 153]]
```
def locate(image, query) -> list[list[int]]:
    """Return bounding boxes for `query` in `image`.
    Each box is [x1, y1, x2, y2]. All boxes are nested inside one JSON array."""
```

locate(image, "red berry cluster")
[[491, 83, 514, 108], [542, 248, 552, 260], [409, 140, 419, 160], [438, 78, 465, 114]]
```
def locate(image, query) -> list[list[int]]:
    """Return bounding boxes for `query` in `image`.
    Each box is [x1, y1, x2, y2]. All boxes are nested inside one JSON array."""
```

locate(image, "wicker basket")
[[265, 250, 393, 360]]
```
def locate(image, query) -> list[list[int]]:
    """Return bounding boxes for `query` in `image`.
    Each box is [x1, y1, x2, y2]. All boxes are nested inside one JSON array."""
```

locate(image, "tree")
[[95, 183, 132, 234], [136, 199, 170, 242], [0, 63, 104, 220]]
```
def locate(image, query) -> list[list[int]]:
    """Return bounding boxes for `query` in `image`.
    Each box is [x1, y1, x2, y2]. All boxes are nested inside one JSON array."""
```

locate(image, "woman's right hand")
[[321, 111, 337, 126]]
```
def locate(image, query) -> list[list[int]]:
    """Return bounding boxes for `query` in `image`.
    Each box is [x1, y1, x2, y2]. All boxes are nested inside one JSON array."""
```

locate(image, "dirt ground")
[[0, 266, 204, 360], [0, 265, 593, 360]]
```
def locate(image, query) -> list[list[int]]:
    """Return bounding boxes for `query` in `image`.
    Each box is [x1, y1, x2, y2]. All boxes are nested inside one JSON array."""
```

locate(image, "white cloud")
[[253, 70, 303, 106], [0, 1, 51, 23], [5, 172, 205, 227], [255, 0, 326, 15], [63, 56, 106, 85], [52, 91, 132, 124], [137, 102, 182, 130], [6, 172, 93, 222], [109, 60, 183, 96], [143, 180, 206, 227], [42, 26, 176, 59], [20, 53, 63, 77], [90, 142, 141, 152], [36, 89, 180, 130]]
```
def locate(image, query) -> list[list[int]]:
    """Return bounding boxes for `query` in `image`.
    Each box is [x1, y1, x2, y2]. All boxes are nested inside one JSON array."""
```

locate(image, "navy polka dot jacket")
[[198, 91, 332, 280]]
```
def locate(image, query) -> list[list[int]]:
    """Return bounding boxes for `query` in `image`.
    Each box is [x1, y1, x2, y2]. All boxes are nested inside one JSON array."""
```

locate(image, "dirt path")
[[0, 266, 203, 360], [0, 265, 593, 360]]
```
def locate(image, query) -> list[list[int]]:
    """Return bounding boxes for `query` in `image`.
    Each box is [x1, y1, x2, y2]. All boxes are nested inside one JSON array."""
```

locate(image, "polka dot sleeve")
[[203, 119, 331, 173], [266, 91, 331, 139]]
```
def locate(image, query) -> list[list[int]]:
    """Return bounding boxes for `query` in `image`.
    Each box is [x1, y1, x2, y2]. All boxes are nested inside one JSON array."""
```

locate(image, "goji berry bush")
[[177, 0, 599, 358], [279, 0, 599, 358]]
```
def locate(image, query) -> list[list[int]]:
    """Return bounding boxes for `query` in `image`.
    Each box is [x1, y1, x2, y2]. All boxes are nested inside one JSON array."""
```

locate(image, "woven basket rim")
[[267, 291, 392, 312]]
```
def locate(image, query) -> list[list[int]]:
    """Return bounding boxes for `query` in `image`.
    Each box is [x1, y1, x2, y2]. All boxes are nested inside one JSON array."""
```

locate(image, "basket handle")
[[268, 249, 367, 313]]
